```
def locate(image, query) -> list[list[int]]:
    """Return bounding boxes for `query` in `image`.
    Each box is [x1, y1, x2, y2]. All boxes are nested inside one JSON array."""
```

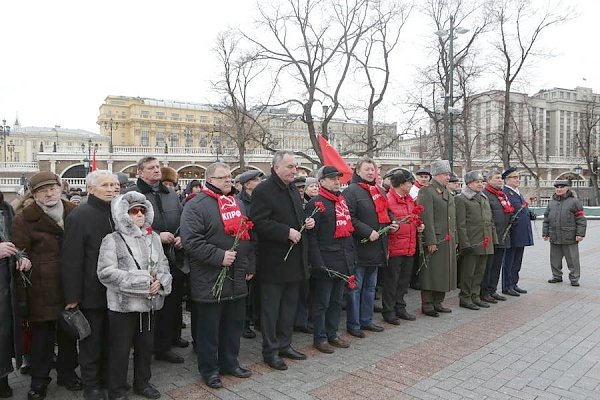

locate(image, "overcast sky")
[[0, 0, 596, 134]]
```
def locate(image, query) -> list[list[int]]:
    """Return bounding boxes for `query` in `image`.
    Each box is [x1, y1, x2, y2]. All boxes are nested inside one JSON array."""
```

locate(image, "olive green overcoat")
[[455, 190, 497, 255]]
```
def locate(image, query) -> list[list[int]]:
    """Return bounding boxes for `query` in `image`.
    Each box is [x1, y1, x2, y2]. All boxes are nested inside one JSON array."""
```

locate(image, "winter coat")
[[62, 194, 115, 309], [127, 179, 183, 271], [0, 201, 22, 378], [417, 179, 457, 292], [306, 194, 355, 279], [503, 186, 534, 247], [11, 200, 77, 321], [387, 189, 419, 257], [543, 190, 587, 244], [180, 191, 254, 303], [250, 171, 308, 284], [482, 186, 513, 248], [455, 189, 496, 256], [97, 192, 172, 313], [342, 174, 393, 267], [236, 189, 257, 275]]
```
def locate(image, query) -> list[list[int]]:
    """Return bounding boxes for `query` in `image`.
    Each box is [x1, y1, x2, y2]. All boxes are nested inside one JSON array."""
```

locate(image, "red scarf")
[[318, 188, 355, 238], [414, 181, 424, 189], [357, 182, 391, 224], [485, 185, 515, 214], [202, 187, 251, 240]]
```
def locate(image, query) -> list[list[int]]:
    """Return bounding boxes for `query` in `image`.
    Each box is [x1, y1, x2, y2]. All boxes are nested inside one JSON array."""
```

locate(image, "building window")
[[156, 132, 164, 146], [141, 131, 149, 146], [170, 134, 179, 147], [141, 111, 150, 119], [156, 112, 165, 119], [185, 128, 193, 147], [199, 115, 208, 123], [186, 114, 195, 122], [171, 113, 179, 121]]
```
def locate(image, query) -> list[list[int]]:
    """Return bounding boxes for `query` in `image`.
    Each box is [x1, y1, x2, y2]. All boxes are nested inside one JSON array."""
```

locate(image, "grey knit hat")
[[464, 170, 484, 184], [430, 160, 451, 176]]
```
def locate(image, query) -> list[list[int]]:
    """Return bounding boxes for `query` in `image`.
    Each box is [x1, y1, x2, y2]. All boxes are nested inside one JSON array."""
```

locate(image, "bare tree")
[[212, 30, 277, 169], [245, 0, 372, 164], [575, 97, 600, 205], [490, 0, 570, 169]]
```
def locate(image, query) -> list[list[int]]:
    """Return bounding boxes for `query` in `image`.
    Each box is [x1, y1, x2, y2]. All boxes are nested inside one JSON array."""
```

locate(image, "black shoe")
[[347, 328, 365, 338], [154, 350, 184, 364], [373, 304, 383, 313], [514, 286, 527, 294], [472, 299, 490, 308], [242, 326, 256, 339], [203, 375, 223, 390], [293, 325, 313, 334], [263, 355, 287, 370], [134, 384, 160, 399], [0, 386, 12, 399], [548, 277, 563, 283], [27, 388, 47, 400], [58, 375, 83, 391], [383, 317, 400, 325], [172, 337, 190, 348], [360, 323, 384, 332], [502, 289, 520, 296], [396, 309, 416, 321], [221, 366, 252, 378], [279, 347, 307, 360], [108, 395, 128, 400], [491, 292, 507, 301], [84, 387, 107, 400], [480, 294, 497, 304], [20, 364, 31, 375], [422, 309, 439, 317], [434, 305, 452, 313], [571, 281, 580, 287], [460, 302, 480, 310]]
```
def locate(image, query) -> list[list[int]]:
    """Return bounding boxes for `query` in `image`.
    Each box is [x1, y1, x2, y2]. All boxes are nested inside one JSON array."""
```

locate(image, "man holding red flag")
[[180, 162, 255, 389], [343, 158, 398, 338]]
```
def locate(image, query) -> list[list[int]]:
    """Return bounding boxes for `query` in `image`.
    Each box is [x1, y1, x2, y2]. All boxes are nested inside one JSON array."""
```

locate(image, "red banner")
[[318, 134, 352, 184], [91, 148, 97, 172]]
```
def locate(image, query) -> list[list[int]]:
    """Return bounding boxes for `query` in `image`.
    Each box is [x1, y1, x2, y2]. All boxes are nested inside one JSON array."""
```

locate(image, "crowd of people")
[[0, 151, 587, 400]]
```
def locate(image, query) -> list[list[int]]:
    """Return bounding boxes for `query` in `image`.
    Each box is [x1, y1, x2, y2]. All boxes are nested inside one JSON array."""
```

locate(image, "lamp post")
[[103, 118, 118, 153], [574, 165, 583, 188], [82, 139, 94, 176], [435, 16, 469, 170], [7, 140, 15, 162], [53, 125, 59, 152], [1, 119, 10, 163], [408, 162, 415, 173]]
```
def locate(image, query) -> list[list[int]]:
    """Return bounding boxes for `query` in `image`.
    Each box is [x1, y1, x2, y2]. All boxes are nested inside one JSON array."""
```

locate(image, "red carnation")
[[146, 226, 153, 235], [314, 201, 326, 213], [528, 196, 537, 201], [245, 221, 255, 230], [482, 236, 491, 249], [347, 274, 356, 283], [413, 205, 425, 215], [444, 233, 452, 242], [347, 281, 357, 290], [416, 218, 424, 226]]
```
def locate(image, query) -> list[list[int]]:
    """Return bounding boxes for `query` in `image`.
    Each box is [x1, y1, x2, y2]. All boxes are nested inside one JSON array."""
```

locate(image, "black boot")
[[0, 376, 13, 398]]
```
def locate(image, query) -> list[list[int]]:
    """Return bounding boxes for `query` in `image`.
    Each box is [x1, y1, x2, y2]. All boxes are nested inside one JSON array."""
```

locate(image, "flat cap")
[[238, 170, 264, 185]]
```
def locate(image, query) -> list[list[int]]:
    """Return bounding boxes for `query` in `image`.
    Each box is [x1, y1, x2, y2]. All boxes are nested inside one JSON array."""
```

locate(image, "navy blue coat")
[[502, 186, 534, 247]]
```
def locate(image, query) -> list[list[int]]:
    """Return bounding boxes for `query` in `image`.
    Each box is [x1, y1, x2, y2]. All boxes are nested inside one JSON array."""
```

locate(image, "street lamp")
[[435, 16, 469, 170], [53, 125, 59, 152], [82, 139, 96, 176], [7, 140, 15, 162], [574, 165, 583, 176], [103, 118, 118, 153], [408, 162, 415, 173], [0, 119, 10, 163]]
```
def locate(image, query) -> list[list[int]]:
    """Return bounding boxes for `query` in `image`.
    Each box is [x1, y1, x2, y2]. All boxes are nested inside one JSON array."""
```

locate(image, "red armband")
[[575, 210, 585, 218]]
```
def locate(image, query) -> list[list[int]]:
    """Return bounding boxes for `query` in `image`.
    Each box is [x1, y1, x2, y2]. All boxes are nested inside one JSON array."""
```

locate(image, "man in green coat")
[[417, 160, 457, 317], [455, 171, 497, 310]]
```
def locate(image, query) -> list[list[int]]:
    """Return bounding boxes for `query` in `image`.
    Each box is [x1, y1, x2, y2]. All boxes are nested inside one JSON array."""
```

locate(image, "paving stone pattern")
[[8, 221, 600, 399]]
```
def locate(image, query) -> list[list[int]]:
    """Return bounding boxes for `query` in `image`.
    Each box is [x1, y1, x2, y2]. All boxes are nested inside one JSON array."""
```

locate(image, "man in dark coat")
[[0, 192, 21, 399], [343, 158, 397, 337], [180, 162, 255, 389], [128, 156, 187, 363], [235, 169, 264, 339], [543, 180, 587, 286], [62, 170, 120, 400], [12, 172, 81, 400], [481, 169, 512, 303], [249, 150, 315, 371], [307, 166, 354, 354], [501, 168, 534, 296]]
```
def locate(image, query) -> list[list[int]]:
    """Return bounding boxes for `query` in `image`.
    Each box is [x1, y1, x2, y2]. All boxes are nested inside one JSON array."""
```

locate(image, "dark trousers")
[[312, 278, 344, 344], [30, 320, 78, 389], [192, 299, 245, 378], [260, 281, 300, 357], [482, 247, 505, 295], [79, 308, 109, 390], [381, 256, 414, 319], [420, 290, 446, 311], [154, 271, 184, 353], [458, 254, 488, 303], [294, 278, 311, 328], [107, 311, 154, 397], [503, 246, 524, 290], [244, 279, 259, 328]]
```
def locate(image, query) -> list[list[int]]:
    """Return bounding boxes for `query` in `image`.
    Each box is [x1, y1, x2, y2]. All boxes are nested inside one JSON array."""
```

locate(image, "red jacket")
[[387, 189, 419, 257]]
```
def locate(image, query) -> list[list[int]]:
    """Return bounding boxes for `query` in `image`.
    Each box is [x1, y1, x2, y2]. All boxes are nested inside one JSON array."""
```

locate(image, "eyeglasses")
[[128, 207, 147, 215], [210, 175, 232, 180]]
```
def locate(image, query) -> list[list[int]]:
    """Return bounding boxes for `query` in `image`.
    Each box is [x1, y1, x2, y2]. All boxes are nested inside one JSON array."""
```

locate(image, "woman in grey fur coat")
[[97, 191, 172, 400]]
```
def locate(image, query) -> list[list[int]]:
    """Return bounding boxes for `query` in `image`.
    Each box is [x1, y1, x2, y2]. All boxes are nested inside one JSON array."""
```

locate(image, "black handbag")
[[59, 308, 91, 340]]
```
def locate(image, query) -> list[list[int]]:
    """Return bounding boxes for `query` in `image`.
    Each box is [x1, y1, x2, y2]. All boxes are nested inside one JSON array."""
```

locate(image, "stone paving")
[[7, 220, 600, 399]]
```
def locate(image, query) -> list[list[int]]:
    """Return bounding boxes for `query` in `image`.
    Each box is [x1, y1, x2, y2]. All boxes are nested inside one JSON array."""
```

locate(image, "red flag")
[[318, 134, 352, 184], [91, 148, 97, 172]]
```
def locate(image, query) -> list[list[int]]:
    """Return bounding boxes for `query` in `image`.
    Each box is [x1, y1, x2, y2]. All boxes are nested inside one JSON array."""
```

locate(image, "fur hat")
[[28, 171, 61, 193], [464, 170, 484, 184], [430, 160, 451, 176], [160, 167, 178, 185], [111, 192, 154, 237]]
